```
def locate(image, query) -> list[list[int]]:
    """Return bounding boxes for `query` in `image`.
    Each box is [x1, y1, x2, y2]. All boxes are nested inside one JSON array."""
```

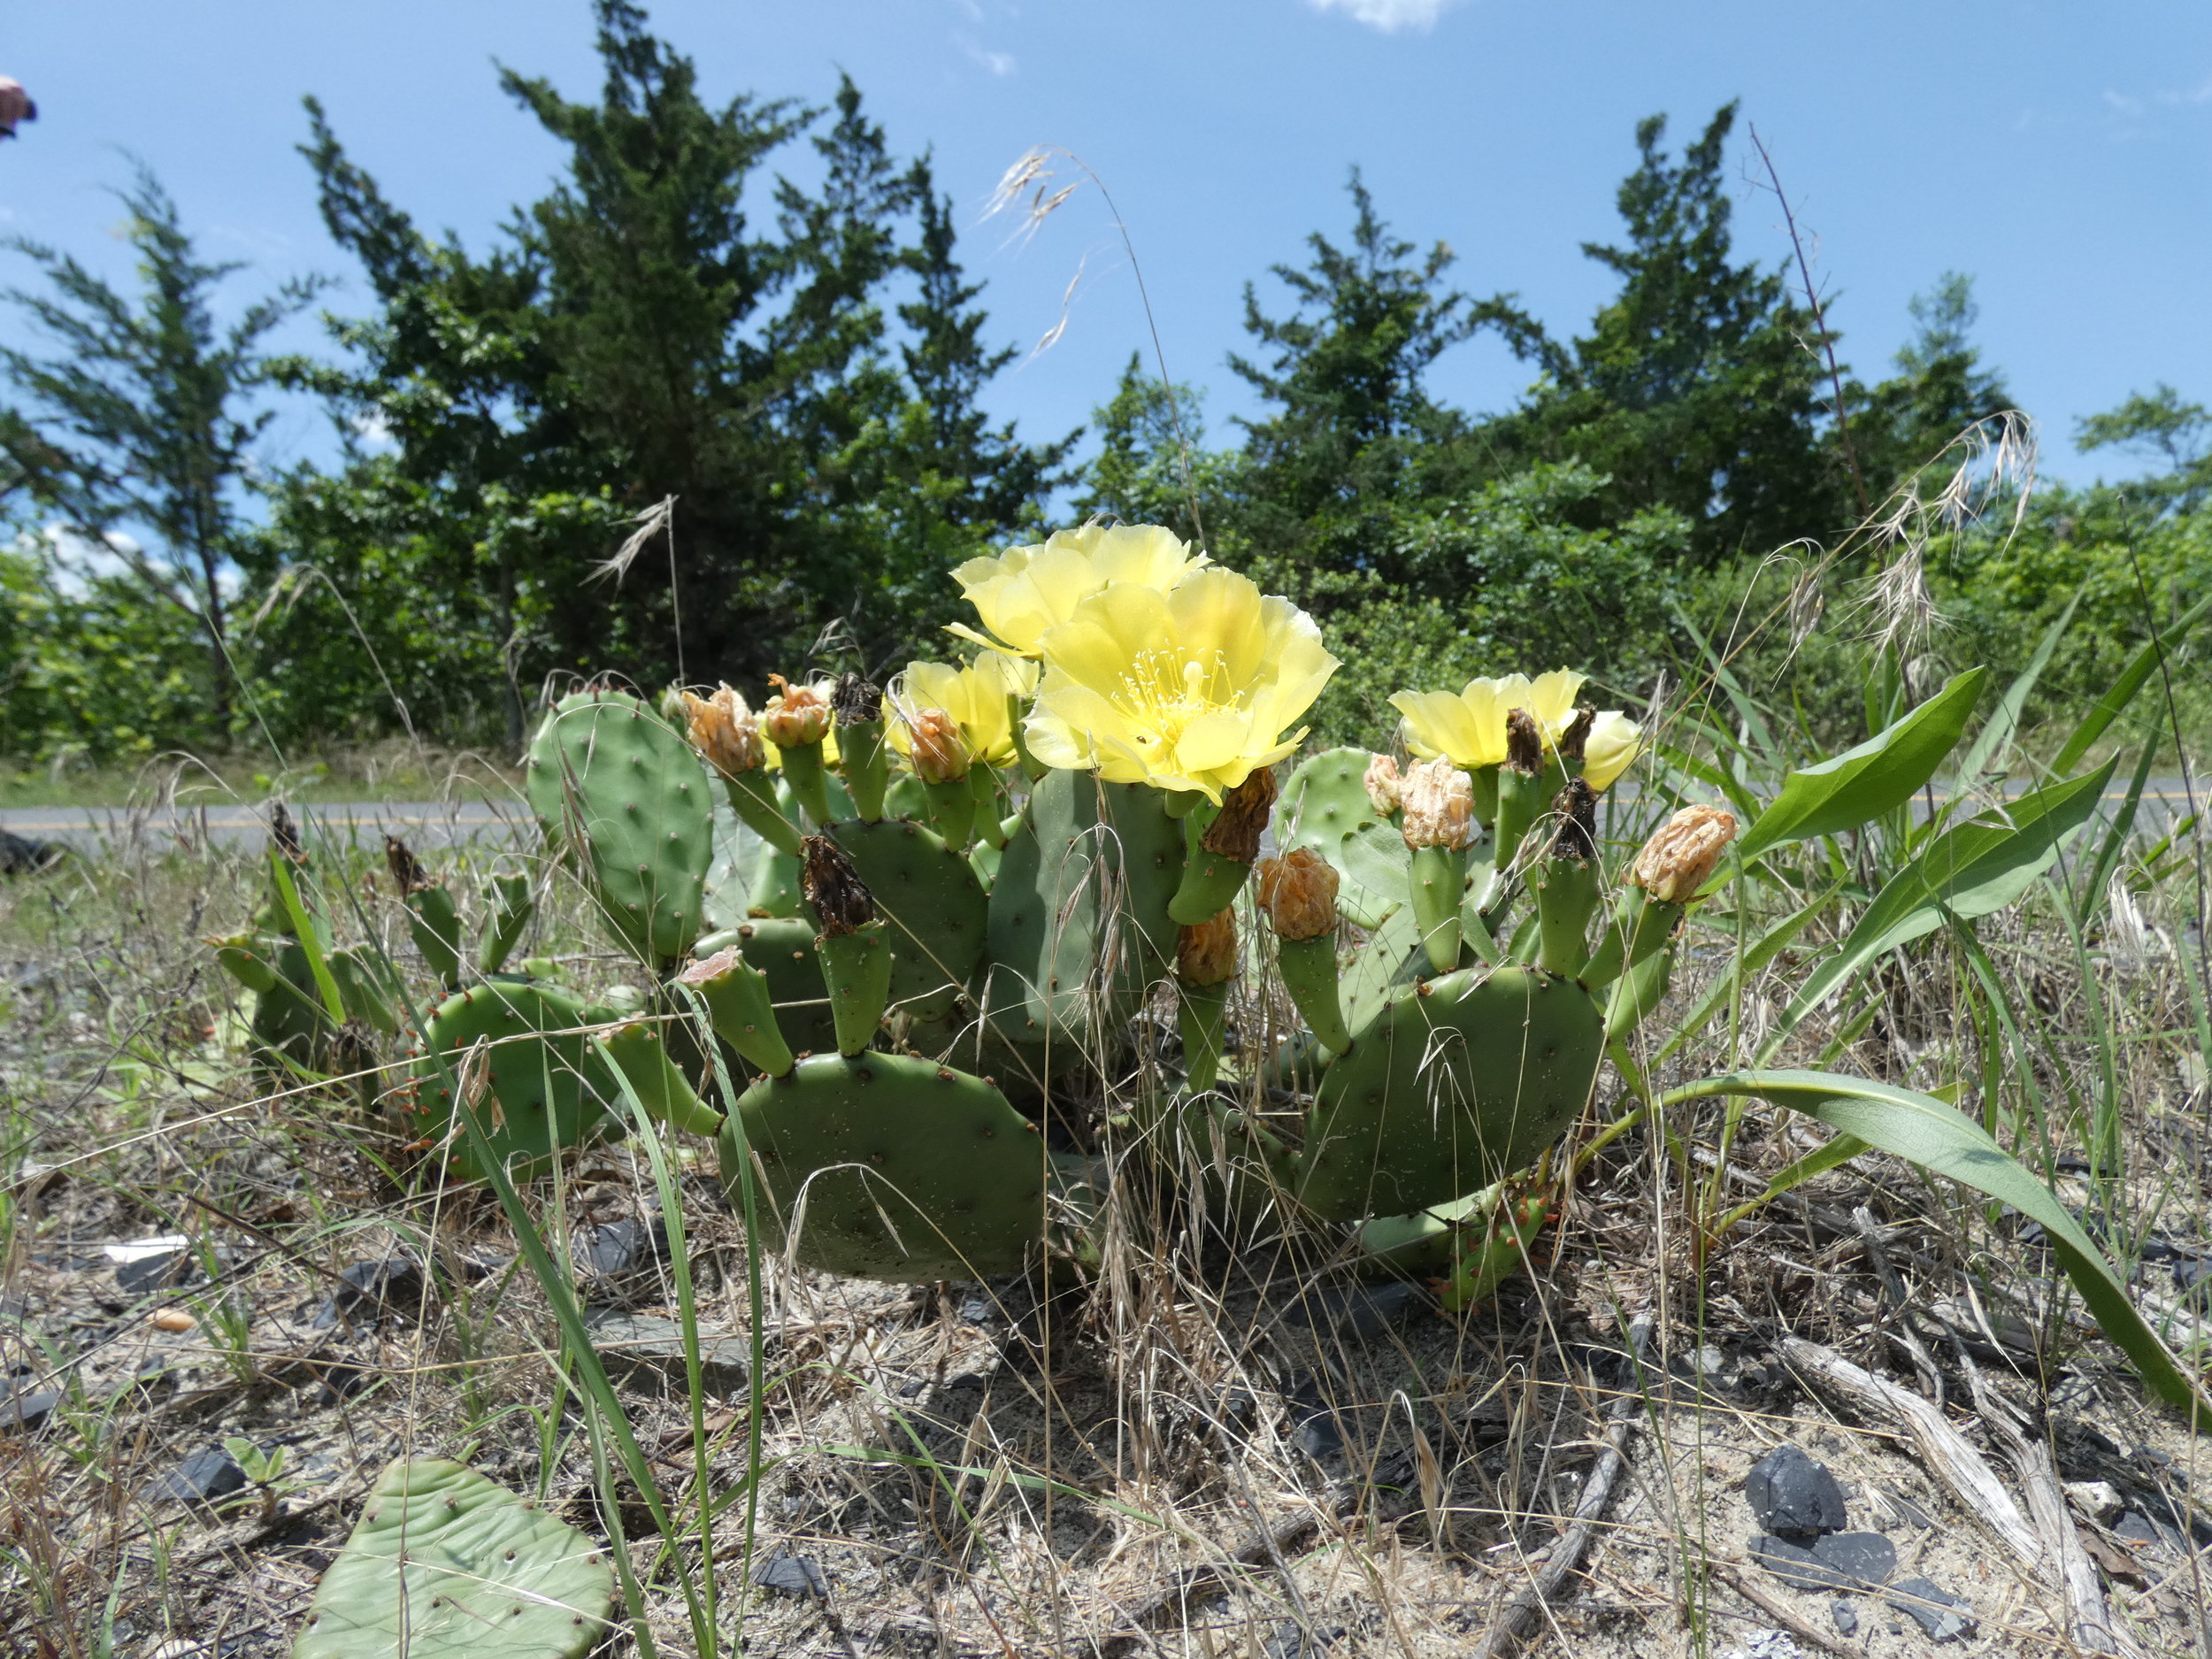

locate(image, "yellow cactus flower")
[[1023, 567, 1338, 803], [1583, 710, 1643, 792], [888, 654, 1040, 769], [949, 523, 1208, 658], [1389, 673, 1532, 768]]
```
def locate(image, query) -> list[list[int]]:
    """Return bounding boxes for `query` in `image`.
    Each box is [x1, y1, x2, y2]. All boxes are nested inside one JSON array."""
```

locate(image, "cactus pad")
[[726, 916, 839, 1056], [828, 818, 987, 1022], [1278, 747, 1397, 927], [980, 769, 1183, 1049], [526, 690, 713, 964], [723, 1051, 1045, 1279], [408, 980, 620, 1181], [293, 1456, 613, 1659], [1294, 965, 1601, 1221]]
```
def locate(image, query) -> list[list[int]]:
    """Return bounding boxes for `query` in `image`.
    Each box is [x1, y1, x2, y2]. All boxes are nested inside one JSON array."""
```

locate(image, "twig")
[[1475, 1312, 1654, 1659], [1852, 1203, 1946, 1407], [1709, 1560, 1862, 1658]]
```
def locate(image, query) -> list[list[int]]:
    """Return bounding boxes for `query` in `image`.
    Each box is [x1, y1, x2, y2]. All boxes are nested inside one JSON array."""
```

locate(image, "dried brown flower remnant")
[[1400, 756, 1476, 851], [1199, 766, 1279, 862], [800, 833, 875, 935], [1504, 708, 1545, 775], [270, 803, 303, 864], [1363, 753, 1402, 816], [1549, 780, 1598, 863], [1256, 847, 1340, 941], [1176, 910, 1239, 986], [905, 708, 972, 785], [682, 685, 764, 776], [764, 674, 833, 749], [1631, 804, 1738, 902], [832, 672, 883, 727], [1555, 706, 1595, 764], [384, 834, 430, 895]]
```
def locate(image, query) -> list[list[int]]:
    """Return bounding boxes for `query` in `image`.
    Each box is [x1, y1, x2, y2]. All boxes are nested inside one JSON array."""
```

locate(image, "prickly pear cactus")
[[723, 1051, 1046, 1279], [828, 818, 987, 1023], [716, 916, 839, 1058], [1278, 747, 1398, 928], [526, 689, 713, 964], [404, 980, 622, 1181], [293, 1456, 613, 1659], [979, 769, 1184, 1050], [1294, 964, 1603, 1222]]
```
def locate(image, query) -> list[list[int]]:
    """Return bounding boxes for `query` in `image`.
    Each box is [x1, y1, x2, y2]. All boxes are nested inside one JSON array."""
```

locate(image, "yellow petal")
[[1583, 710, 1643, 792], [1525, 669, 1588, 738]]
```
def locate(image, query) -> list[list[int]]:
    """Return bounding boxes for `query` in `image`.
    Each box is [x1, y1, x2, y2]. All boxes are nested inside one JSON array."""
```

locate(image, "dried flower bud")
[[1399, 756, 1476, 851], [1200, 765, 1279, 862], [1256, 847, 1340, 941], [801, 833, 875, 935], [1504, 708, 1545, 775], [1548, 779, 1597, 863], [832, 671, 883, 727], [681, 684, 765, 776], [763, 674, 833, 749], [1363, 753, 1402, 816], [1176, 909, 1240, 987], [270, 803, 303, 864], [384, 833, 429, 895], [1631, 804, 1738, 902], [905, 707, 972, 785], [1555, 706, 1595, 764]]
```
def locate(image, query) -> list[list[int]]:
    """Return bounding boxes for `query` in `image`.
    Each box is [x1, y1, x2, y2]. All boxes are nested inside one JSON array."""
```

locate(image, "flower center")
[[1112, 649, 1244, 749]]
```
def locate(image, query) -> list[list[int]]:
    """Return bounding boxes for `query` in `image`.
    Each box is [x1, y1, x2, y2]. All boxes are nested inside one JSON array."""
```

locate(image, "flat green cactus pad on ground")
[[526, 689, 714, 964], [1294, 965, 1602, 1222], [829, 817, 987, 1023], [294, 1457, 613, 1659], [408, 980, 620, 1182], [723, 1050, 1046, 1279]]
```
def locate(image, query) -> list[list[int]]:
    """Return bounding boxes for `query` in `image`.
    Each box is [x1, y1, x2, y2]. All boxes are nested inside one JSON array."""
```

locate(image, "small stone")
[[2110, 1511, 2165, 1548], [149, 1309, 195, 1333], [311, 1258, 426, 1330], [1286, 1372, 1344, 1461], [582, 1310, 749, 1396], [2064, 1479, 2125, 1525], [1886, 1578, 1975, 1642], [142, 1448, 247, 1506], [116, 1248, 194, 1296], [575, 1217, 666, 1281], [1746, 1444, 1847, 1538], [1810, 1531, 1895, 1586], [957, 1296, 993, 1325], [749, 1552, 826, 1597], [2174, 1256, 2212, 1302], [1831, 1598, 1858, 1636], [0, 1387, 59, 1432]]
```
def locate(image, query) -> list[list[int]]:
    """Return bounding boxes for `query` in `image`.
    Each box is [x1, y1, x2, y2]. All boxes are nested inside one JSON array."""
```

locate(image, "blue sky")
[[4, 0, 2208, 490]]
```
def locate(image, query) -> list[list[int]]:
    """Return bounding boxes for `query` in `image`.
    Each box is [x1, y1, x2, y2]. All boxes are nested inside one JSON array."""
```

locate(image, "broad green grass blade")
[[1769, 757, 2117, 1047], [1734, 668, 1986, 866], [1955, 588, 2081, 798], [270, 855, 345, 1024], [1714, 1132, 1869, 1233], [2081, 739, 2159, 922], [1670, 1069, 2208, 1417], [2053, 589, 2212, 774]]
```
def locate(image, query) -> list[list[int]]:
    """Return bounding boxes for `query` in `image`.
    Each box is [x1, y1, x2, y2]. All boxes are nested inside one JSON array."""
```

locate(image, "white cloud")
[[1308, 0, 1462, 33], [957, 36, 1018, 77]]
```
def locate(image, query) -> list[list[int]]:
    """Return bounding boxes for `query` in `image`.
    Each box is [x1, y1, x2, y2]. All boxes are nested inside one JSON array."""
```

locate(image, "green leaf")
[[2054, 589, 2212, 775], [1669, 1069, 2209, 1418], [270, 855, 345, 1025], [1955, 588, 2080, 798], [1771, 757, 2117, 1044], [1734, 669, 1987, 865]]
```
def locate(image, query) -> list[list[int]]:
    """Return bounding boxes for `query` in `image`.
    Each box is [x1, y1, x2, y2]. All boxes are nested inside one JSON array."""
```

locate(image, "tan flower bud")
[[905, 707, 972, 785], [1176, 910, 1240, 987], [1630, 804, 1738, 902], [1256, 847, 1340, 941], [682, 684, 765, 777], [763, 674, 833, 749], [1200, 765, 1279, 862], [1363, 753, 1402, 816], [1399, 756, 1476, 851], [678, 944, 744, 986]]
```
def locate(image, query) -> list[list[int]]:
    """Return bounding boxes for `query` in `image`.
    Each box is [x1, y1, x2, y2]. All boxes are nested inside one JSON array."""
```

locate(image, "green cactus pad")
[[526, 689, 714, 964], [249, 937, 342, 1073], [723, 1050, 1046, 1279], [728, 916, 840, 1056], [979, 769, 1183, 1049], [827, 818, 987, 1023], [408, 980, 620, 1182], [477, 872, 536, 975], [1294, 965, 1601, 1222], [293, 1456, 613, 1659], [405, 886, 465, 988], [1278, 747, 1398, 927]]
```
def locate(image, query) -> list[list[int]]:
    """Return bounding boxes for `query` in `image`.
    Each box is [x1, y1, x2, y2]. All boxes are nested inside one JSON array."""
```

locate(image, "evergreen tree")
[[1852, 273, 2013, 498]]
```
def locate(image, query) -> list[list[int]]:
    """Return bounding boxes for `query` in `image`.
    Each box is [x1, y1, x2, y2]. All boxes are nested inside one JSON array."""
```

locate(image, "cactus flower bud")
[[1363, 753, 1402, 816], [905, 707, 972, 785], [1175, 909, 1240, 987], [384, 833, 429, 896], [1256, 847, 1340, 941], [1200, 765, 1279, 863], [831, 671, 883, 727], [763, 674, 833, 749], [1555, 706, 1595, 765], [682, 684, 765, 777], [800, 833, 876, 935], [1504, 708, 1545, 775], [1399, 756, 1476, 851], [1631, 804, 1738, 902]]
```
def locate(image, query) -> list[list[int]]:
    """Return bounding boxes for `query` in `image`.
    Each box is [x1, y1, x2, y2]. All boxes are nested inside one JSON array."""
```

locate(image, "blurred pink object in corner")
[[0, 79, 37, 141]]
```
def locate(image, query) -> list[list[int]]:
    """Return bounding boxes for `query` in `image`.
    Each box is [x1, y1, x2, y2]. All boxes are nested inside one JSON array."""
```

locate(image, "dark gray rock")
[[1831, 1598, 1858, 1636], [749, 1553, 826, 1597], [575, 1217, 665, 1280], [1888, 1578, 1975, 1642], [311, 1258, 426, 1329], [1746, 1444, 1847, 1538], [0, 1386, 59, 1432], [2111, 1510, 2164, 1548], [958, 1296, 994, 1325], [142, 1448, 247, 1506], [116, 1249, 194, 1296], [1286, 1372, 1344, 1461], [582, 1310, 749, 1396], [1287, 1280, 1432, 1340], [1748, 1532, 1893, 1593]]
